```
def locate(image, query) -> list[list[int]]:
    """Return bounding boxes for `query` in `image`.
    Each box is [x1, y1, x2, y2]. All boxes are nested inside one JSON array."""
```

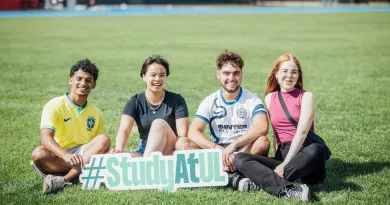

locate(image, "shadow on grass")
[[312, 158, 390, 193]]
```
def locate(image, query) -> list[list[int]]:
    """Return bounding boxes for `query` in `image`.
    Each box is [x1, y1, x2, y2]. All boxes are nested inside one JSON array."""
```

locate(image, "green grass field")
[[1, 11, 390, 204]]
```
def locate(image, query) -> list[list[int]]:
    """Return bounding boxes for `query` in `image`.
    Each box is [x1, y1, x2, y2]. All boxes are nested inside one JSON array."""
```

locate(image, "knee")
[[233, 152, 251, 170], [148, 119, 169, 141], [251, 136, 270, 156], [175, 137, 196, 151], [95, 134, 111, 151], [304, 143, 327, 161], [31, 146, 52, 163], [306, 143, 326, 156], [302, 143, 326, 163], [150, 119, 167, 131]]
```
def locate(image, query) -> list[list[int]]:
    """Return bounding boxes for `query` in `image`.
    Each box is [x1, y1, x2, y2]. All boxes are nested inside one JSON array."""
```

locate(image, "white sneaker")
[[228, 172, 245, 189], [42, 175, 71, 194], [238, 178, 262, 191], [283, 184, 311, 201]]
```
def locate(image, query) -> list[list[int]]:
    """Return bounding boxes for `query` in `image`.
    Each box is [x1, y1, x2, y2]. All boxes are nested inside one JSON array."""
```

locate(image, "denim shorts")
[[132, 139, 147, 156]]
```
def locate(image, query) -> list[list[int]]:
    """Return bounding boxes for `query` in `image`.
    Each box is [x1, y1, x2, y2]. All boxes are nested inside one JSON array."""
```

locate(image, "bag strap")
[[277, 91, 298, 128], [278, 91, 331, 159]]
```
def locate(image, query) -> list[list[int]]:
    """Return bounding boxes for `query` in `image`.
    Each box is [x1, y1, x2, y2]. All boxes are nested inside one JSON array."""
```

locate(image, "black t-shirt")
[[122, 90, 188, 140]]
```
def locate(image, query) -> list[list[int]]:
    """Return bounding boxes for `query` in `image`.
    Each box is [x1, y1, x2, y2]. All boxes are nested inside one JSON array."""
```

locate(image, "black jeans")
[[233, 143, 327, 196]]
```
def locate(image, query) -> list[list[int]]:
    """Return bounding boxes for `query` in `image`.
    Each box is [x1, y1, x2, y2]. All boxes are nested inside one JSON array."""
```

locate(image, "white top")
[[195, 88, 267, 144]]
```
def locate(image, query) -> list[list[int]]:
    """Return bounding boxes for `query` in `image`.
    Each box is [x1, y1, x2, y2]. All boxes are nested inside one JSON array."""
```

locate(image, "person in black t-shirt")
[[109, 55, 193, 157]]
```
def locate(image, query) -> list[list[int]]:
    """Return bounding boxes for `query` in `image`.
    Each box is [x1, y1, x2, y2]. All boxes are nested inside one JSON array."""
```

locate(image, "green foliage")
[[1, 12, 390, 204]]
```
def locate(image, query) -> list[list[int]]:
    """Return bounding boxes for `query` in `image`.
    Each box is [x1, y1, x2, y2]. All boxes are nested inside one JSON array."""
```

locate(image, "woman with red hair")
[[233, 54, 327, 201]]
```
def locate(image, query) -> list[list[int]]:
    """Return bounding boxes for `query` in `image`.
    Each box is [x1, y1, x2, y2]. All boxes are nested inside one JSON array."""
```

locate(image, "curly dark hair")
[[216, 50, 244, 70], [70, 59, 99, 81], [140, 55, 170, 77]]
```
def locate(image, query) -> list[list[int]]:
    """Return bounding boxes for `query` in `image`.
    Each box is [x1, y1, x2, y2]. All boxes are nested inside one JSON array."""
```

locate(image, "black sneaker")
[[238, 178, 261, 191], [283, 184, 310, 201], [228, 172, 244, 189]]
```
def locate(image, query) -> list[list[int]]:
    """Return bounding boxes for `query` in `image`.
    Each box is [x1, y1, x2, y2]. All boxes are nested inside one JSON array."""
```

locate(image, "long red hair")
[[265, 54, 304, 96]]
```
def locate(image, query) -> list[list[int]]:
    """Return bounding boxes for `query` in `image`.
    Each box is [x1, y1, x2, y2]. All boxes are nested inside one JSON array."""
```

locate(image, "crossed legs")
[[175, 135, 270, 156], [233, 143, 327, 196], [31, 134, 111, 182], [175, 135, 270, 172]]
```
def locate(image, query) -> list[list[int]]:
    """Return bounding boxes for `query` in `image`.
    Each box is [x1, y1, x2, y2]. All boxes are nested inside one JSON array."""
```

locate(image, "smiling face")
[[275, 61, 299, 92], [217, 63, 242, 94], [69, 70, 96, 96], [142, 63, 167, 93]]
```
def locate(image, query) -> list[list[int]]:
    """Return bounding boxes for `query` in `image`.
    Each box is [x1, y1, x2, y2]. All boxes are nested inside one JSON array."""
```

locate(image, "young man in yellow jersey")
[[30, 59, 111, 194]]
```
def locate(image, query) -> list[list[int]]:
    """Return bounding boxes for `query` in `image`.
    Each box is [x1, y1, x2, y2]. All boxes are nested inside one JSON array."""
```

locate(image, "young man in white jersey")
[[176, 51, 270, 181]]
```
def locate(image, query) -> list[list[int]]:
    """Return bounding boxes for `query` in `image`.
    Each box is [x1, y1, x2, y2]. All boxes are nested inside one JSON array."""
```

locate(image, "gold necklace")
[[145, 91, 164, 114]]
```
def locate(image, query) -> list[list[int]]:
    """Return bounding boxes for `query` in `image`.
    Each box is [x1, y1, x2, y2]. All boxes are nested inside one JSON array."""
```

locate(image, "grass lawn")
[[0, 11, 390, 204]]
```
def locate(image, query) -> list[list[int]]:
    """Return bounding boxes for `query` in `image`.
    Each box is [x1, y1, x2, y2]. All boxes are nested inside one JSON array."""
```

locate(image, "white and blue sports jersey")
[[195, 87, 267, 144]]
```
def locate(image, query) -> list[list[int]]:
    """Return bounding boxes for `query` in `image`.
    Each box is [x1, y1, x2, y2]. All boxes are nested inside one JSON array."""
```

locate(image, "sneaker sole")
[[237, 178, 250, 192], [42, 177, 50, 194], [300, 184, 311, 201], [228, 173, 244, 189], [232, 175, 244, 190], [30, 161, 46, 178]]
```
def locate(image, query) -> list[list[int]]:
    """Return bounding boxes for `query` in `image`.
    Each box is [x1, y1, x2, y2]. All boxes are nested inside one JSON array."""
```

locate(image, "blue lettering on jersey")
[[217, 124, 248, 132]]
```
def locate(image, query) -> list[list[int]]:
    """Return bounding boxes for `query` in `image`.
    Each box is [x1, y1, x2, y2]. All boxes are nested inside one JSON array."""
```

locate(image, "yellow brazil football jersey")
[[40, 94, 105, 149]]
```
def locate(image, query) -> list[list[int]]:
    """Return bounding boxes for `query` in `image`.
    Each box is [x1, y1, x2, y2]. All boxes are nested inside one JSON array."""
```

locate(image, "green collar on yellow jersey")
[[64, 93, 89, 115]]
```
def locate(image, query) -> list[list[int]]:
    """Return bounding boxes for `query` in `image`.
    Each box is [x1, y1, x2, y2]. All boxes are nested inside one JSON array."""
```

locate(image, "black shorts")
[[218, 143, 244, 152]]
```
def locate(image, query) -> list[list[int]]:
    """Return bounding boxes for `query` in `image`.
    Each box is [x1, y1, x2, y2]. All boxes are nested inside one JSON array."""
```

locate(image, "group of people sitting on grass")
[[30, 50, 329, 201]]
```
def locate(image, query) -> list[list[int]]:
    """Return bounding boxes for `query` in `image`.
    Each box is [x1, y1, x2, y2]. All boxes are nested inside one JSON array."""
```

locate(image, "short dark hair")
[[216, 50, 244, 70], [140, 55, 170, 77], [70, 59, 99, 81]]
